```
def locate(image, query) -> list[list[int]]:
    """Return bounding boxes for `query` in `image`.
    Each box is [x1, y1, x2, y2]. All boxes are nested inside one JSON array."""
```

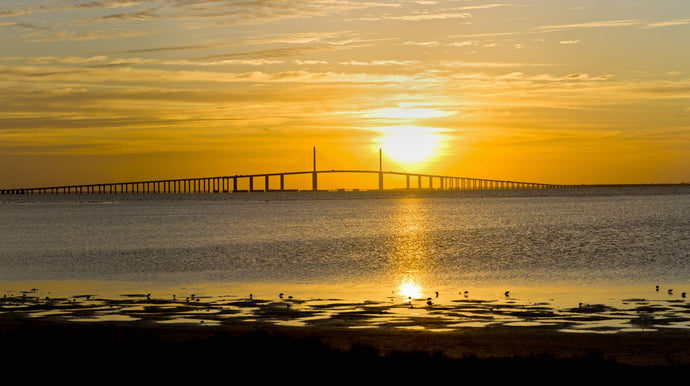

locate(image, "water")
[[1, 187, 689, 304]]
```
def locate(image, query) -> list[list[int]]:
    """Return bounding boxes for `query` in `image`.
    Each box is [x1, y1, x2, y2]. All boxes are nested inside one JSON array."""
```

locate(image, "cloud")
[[118, 44, 220, 54], [338, 60, 418, 66], [642, 18, 690, 29], [381, 11, 471, 21], [455, 3, 513, 11], [197, 45, 347, 62], [90, 0, 398, 25], [70, 1, 147, 9], [438, 60, 536, 68], [403, 41, 441, 46], [0, 22, 48, 30], [536, 17, 690, 32], [25, 28, 147, 42], [0, 9, 32, 17], [559, 40, 582, 45], [448, 40, 478, 47], [244, 31, 373, 47], [293, 60, 329, 65], [533, 19, 642, 32]]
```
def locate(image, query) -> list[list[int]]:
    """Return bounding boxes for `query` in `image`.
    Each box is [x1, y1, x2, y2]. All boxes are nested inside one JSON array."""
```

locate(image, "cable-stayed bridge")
[[1, 148, 575, 195]]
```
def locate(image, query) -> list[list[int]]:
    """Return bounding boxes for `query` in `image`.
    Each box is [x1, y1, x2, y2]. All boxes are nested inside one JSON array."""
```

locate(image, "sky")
[[1, 0, 689, 189]]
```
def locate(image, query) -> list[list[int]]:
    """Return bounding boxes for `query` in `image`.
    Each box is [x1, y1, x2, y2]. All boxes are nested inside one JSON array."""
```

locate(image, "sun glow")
[[369, 107, 454, 120], [375, 125, 447, 167]]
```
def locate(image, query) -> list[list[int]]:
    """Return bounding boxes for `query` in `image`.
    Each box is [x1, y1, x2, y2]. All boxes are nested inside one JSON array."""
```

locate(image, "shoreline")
[[3, 313, 690, 381], [3, 287, 690, 377]]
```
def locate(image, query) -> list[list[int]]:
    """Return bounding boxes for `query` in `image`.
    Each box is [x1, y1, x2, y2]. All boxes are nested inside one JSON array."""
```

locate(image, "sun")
[[375, 125, 447, 167]]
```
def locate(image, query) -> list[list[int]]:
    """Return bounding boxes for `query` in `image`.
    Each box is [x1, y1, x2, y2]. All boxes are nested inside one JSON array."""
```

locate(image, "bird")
[[656, 285, 659, 291], [668, 289, 673, 295], [435, 291, 439, 298], [279, 293, 284, 299], [682, 292, 687, 298], [146, 293, 151, 300], [504, 291, 510, 297]]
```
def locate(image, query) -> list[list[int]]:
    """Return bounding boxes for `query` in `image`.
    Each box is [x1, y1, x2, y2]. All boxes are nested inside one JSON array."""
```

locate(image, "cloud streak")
[[533, 19, 643, 32]]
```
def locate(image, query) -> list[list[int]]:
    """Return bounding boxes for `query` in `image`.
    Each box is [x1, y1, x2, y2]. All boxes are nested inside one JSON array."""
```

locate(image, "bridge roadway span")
[[1, 169, 573, 195]]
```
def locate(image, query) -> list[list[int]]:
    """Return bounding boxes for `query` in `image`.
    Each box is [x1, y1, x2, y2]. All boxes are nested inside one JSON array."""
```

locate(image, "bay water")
[[2, 186, 689, 308]]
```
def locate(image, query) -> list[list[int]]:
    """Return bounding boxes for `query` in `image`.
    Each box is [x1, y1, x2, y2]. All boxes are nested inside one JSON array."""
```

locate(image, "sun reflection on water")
[[398, 274, 423, 299], [389, 198, 436, 301]]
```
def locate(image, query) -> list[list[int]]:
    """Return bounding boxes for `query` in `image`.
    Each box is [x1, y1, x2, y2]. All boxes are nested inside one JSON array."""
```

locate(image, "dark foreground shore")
[[2, 315, 690, 382], [3, 288, 690, 381]]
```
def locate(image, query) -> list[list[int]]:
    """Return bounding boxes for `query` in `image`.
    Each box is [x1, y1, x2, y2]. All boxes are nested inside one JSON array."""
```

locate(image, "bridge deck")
[[1, 169, 573, 195]]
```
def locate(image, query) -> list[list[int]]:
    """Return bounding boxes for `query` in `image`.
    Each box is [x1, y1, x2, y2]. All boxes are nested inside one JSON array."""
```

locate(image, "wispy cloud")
[[402, 40, 440, 46], [25, 29, 147, 42], [447, 40, 478, 47], [0, 22, 48, 30], [535, 18, 690, 32], [642, 18, 690, 29], [381, 11, 471, 21], [455, 3, 513, 11], [533, 19, 643, 32], [91, 0, 398, 25], [69, 1, 148, 9], [197, 45, 349, 62], [338, 60, 419, 66]]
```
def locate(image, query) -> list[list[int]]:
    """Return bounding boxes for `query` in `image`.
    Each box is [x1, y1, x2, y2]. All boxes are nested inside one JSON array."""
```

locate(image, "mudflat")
[[2, 289, 689, 381]]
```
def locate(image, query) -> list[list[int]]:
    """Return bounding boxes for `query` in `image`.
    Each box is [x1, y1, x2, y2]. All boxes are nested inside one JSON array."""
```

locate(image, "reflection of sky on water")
[[4, 283, 690, 333], [2, 188, 689, 329]]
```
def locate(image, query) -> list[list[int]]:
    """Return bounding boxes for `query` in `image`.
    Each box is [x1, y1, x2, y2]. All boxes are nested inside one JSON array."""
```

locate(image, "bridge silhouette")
[[0, 148, 575, 195]]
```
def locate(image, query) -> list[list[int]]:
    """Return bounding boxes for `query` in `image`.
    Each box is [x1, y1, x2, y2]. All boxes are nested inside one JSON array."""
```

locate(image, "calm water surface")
[[1, 187, 689, 305]]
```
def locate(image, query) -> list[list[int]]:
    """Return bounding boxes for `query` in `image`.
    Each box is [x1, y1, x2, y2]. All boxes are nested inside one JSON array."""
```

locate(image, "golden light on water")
[[398, 275, 423, 299], [390, 198, 435, 300]]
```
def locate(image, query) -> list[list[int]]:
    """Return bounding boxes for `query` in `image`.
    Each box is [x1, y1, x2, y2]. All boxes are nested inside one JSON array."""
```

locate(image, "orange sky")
[[1, 1, 689, 189]]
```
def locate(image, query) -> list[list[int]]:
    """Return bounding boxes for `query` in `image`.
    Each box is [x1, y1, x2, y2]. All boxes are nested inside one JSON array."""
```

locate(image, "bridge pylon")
[[312, 146, 318, 191]]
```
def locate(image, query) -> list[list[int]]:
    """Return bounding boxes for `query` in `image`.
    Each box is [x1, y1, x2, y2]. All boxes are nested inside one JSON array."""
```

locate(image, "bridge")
[[0, 148, 575, 195]]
